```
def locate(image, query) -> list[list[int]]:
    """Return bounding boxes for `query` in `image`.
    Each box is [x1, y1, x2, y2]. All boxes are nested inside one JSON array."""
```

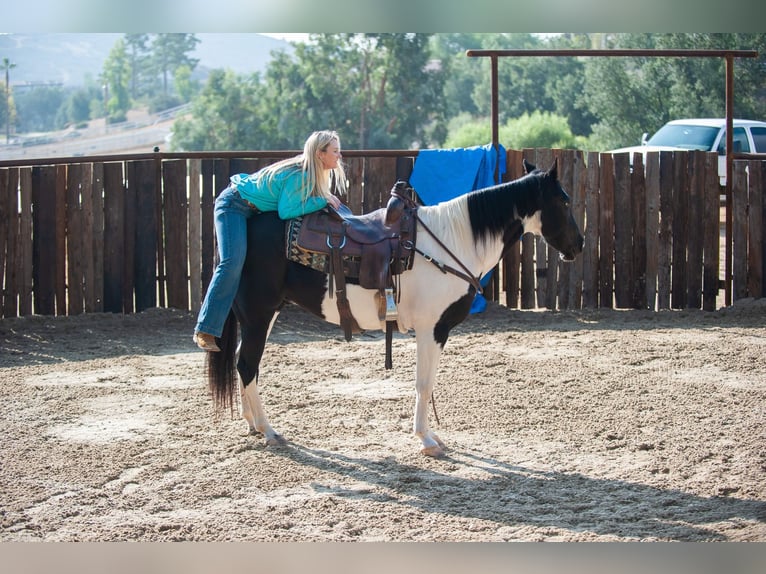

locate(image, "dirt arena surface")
[[1, 299, 764, 542]]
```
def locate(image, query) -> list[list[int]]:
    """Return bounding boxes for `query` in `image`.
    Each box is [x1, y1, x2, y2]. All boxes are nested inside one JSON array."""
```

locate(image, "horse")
[[206, 159, 584, 457]]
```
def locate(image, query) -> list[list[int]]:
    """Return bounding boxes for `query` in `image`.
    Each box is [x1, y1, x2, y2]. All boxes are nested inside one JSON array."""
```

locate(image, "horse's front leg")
[[413, 333, 446, 457]]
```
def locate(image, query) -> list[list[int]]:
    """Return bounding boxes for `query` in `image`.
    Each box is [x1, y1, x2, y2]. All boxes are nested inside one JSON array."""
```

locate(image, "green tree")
[[435, 33, 596, 142], [2, 57, 16, 143], [445, 111, 582, 150], [580, 33, 766, 150], [173, 64, 198, 103], [124, 33, 151, 99], [102, 38, 131, 123], [170, 69, 265, 151], [173, 33, 446, 151], [150, 33, 200, 99], [14, 86, 66, 132]]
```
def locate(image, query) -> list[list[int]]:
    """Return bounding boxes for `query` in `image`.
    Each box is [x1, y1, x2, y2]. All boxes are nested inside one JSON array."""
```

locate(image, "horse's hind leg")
[[238, 313, 285, 446]]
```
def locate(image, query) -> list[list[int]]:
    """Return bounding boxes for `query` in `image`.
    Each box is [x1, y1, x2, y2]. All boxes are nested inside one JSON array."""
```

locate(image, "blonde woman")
[[194, 130, 346, 351]]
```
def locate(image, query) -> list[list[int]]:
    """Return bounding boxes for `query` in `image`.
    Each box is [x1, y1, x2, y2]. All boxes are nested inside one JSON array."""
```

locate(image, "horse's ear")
[[523, 158, 536, 174], [548, 158, 559, 180]]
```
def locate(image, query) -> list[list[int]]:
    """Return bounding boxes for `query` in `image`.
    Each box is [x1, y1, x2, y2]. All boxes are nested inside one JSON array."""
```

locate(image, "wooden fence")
[[0, 149, 764, 319]]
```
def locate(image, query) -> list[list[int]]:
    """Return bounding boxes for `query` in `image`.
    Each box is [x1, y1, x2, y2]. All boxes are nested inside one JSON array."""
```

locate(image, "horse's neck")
[[418, 198, 505, 277]]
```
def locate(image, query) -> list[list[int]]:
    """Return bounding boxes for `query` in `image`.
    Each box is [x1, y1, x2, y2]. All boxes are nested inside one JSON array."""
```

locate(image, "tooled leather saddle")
[[285, 181, 419, 368]]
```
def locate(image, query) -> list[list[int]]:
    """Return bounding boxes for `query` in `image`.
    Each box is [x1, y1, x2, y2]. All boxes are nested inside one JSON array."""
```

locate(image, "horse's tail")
[[206, 309, 239, 416]]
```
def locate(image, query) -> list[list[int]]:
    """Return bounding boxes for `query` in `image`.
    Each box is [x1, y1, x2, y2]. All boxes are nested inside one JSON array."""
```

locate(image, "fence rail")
[[1, 149, 764, 319]]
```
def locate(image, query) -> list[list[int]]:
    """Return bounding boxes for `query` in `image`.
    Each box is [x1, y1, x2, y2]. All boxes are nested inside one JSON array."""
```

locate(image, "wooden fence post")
[[598, 153, 614, 308], [746, 159, 763, 299], [645, 152, 660, 310], [582, 152, 600, 308]]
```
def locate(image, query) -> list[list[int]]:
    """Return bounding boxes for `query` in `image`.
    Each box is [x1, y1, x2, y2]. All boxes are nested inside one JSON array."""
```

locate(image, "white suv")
[[609, 118, 766, 186]]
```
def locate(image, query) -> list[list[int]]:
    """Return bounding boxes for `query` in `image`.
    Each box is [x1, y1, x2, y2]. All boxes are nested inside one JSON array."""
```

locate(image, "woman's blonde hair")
[[254, 130, 347, 199]]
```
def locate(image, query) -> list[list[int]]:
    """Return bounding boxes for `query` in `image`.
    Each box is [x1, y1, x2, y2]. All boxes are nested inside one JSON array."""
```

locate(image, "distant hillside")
[[0, 33, 293, 87]]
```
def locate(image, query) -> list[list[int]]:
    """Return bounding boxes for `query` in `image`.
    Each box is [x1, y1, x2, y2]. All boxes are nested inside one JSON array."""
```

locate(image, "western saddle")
[[288, 181, 418, 368]]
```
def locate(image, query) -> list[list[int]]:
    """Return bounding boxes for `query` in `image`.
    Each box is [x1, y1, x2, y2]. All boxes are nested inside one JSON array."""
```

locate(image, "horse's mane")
[[412, 171, 543, 270], [463, 171, 544, 244]]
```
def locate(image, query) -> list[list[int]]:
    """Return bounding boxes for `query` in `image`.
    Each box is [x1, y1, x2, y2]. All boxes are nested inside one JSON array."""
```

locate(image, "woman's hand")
[[326, 195, 342, 209]]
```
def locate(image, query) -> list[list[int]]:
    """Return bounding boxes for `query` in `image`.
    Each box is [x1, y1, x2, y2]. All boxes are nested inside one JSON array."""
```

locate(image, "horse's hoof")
[[421, 445, 445, 458], [265, 434, 286, 447]]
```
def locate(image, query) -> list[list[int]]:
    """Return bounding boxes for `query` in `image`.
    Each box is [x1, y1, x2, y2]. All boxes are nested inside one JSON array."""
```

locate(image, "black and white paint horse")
[[207, 159, 583, 457]]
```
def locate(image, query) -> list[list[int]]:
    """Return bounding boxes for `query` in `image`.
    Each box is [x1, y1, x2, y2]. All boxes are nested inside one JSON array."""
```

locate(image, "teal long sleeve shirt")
[[230, 168, 328, 220]]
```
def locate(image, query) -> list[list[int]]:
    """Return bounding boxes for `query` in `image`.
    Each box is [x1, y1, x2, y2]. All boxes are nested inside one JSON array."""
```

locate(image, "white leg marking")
[[413, 330, 445, 457], [241, 381, 284, 446], [240, 310, 284, 446]]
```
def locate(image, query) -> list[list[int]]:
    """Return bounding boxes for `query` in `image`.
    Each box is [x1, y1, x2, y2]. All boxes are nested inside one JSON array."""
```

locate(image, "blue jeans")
[[195, 186, 256, 337]]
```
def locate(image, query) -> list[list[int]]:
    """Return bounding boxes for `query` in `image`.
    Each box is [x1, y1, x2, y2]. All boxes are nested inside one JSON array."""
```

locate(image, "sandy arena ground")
[[1, 299, 764, 541]]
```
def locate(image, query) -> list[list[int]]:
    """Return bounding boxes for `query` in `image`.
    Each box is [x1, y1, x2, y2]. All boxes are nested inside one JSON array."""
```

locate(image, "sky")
[[260, 33, 311, 43]]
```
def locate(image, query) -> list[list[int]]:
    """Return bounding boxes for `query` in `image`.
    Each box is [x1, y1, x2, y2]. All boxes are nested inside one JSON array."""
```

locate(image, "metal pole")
[[724, 54, 734, 306], [490, 54, 499, 184]]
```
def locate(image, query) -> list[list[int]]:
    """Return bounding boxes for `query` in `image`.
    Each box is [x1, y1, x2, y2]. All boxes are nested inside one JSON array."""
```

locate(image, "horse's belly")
[[320, 284, 385, 331]]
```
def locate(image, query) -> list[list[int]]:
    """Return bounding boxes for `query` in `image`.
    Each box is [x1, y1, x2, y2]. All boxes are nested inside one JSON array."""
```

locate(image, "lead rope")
[[431, 393, 440, 426]]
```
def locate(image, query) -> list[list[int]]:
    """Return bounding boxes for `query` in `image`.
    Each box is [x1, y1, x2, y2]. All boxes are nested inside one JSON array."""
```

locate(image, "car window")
[[647, 124, 719, 150], [716, 127, 751, 154], [751, 127, 766, 153]]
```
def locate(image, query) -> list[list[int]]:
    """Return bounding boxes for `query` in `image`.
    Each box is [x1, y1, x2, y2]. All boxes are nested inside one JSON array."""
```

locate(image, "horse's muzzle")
[[559, 234, 584, 261]]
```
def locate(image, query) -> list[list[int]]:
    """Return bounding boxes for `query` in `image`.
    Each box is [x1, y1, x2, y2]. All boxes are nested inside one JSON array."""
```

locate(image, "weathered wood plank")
[[346, 157, 365, 215], [556, 149, 574, 309], [91, 163, 105, 312], [762, 162, 766, 299], [103, 162, 125, 313], [630, 152, 647, 309], [55, 165, 67, 314], [732, 160, 749, 301], [685, 151, 704, 308], [200, 159, 216, 296], [613, 152, 632, 308], [671, 152, 689, 308], [644, 152, 660, 310], [566, 149, 586, 310], [657, 151, 674, 310], [19, 168, 32, 316], [31, 166, 58, 315], [0, 168, 13, 317], [534, 149, 554, 308], [162, 159, 190, 310], [80, 163, 96, 313], [702, 154, 720, 311], [123, 162, 137, 313], [582, 152, 600, 308], [502, 149, 524, 308], [133, 160, 158, 312], [520, 150, 536, 309], [746, 159, 763, 299], [598, 153, 614, 308], [188, 159, 202, 313], [364, 157, 397, 213], [66, 163, 84, 315]]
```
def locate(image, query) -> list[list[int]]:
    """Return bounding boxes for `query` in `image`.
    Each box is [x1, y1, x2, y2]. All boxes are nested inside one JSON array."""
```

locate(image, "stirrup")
[[384, 288, 398, 321]]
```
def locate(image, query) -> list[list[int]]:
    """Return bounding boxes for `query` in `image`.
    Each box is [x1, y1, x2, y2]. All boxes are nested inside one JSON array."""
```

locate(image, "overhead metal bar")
[[466, 48, 758, 306]]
